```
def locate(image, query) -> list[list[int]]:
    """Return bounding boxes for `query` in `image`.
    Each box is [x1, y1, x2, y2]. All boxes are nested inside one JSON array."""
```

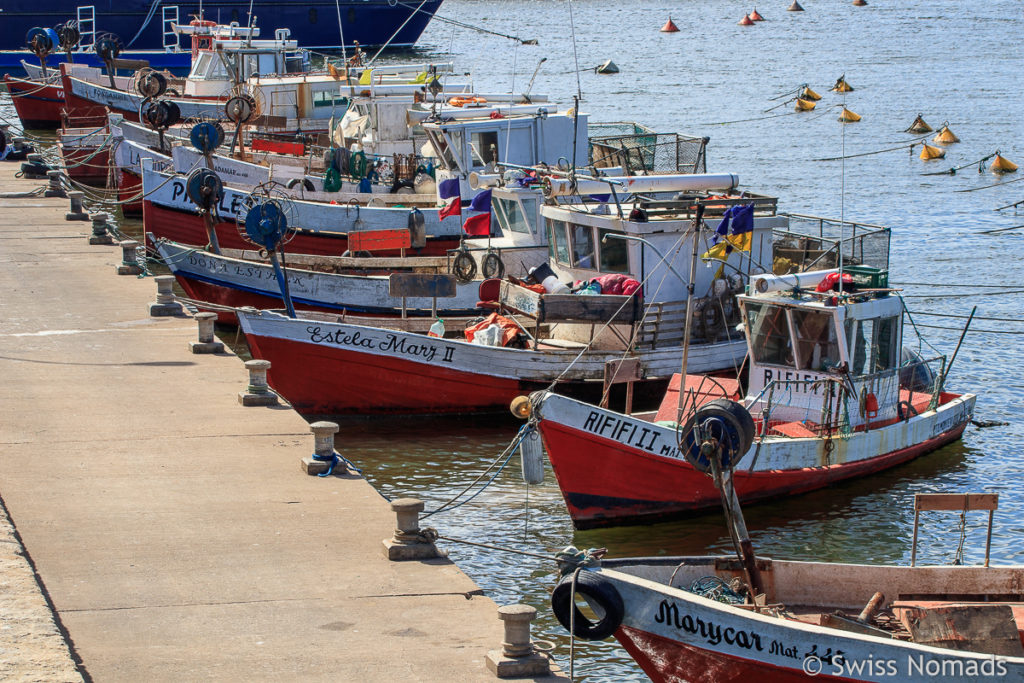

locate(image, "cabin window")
[[790, 309, 841, 372], [313, 90, 349, 108], [470, 131, 499, 168], [309, 9, 318, 24], [874, 316, 899, 371], [447, 129, 465, 170], [493, 198, 531, 235], [546, 219, 570, 264], [849, 315, 900, 374], [746, 303, 794, 368], [519, 196, 538, 233], [571, 224, 596, 269], [598, 229, 628, 273]]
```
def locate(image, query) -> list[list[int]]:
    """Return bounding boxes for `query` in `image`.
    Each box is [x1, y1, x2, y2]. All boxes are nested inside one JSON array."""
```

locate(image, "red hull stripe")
[[617, 625, 856, 683], [541, 420, 967, 528]]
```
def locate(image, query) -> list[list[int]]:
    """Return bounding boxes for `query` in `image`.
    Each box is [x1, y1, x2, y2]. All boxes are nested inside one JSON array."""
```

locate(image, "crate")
[[845, 265, 888, 289]]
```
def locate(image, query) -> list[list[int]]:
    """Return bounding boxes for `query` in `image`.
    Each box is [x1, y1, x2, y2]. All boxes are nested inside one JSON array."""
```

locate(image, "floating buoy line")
[[921, 151, 1000, 176]]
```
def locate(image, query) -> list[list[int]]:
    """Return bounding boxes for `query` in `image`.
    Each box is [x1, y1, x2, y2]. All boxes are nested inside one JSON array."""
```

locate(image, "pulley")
[[242, 200, 289, 251], [143, 99, 181, 130], [189, 121, 224, 154], [56, 21, 81, 53], [136, 70, 168, 99], [185, 168, 224, 212], [225, 94, 256, 124], [678, 399, 755, 474], [94, 33, 122, 62]]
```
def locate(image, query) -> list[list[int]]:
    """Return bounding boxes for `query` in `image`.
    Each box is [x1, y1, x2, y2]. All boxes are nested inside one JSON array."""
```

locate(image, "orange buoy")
[[933, 125, 960, 144], [795, 98, 816, 111], [788, 0, 804, 10], [853, 0, 867, 5], [838, 107, 861, 122], [991, 153, 1018, 174], [749, 8, 764, 21], [661, 17, 680, 32], [905, 114, 933, 134], [831, 75, 854, 92], [738, 14, 754, 25], [801, 85, 822, 101], [919, 143, 945, 160]]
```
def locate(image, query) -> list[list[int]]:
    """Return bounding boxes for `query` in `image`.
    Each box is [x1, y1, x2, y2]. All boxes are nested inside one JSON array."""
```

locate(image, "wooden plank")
[[388, 273, 457, 298], [604, 358, 642, 385], [498, 281, 543, 318], [349, 229, 412, 253], [111, 58, 150, 70], [914, 493, 998, 512], [902, 604, 1024, 655], [539, 293, 639, 324], [251, 114, 288, 128]]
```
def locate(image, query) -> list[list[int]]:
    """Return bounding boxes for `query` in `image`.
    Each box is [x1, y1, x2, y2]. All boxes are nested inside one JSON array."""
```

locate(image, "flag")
[[438, 197, 461, 221], [463, 213, 491, 236], [702, 204, 754, 261], [470, 189, 492, 212], [438, 178, 461, 200]]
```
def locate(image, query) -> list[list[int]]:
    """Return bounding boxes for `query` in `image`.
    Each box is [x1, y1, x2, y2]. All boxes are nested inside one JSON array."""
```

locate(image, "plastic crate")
[[845, 265, 888, 289]]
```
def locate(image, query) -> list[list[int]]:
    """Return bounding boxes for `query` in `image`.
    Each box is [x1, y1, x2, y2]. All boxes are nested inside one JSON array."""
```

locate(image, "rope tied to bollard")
[[311, 449, 362, 478]]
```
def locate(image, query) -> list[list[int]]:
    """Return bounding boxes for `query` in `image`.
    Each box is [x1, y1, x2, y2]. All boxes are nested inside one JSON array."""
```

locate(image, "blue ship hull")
[[0, 1, 442, 53]]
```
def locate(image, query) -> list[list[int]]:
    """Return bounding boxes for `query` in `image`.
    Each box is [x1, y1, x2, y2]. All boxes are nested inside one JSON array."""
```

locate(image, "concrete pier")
[[0, 165, 561, 680]]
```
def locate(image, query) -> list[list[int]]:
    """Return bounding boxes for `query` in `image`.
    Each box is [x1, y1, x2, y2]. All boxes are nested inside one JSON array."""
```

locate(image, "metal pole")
[[676, 204, 705, 421], [941, 305, 976, 390]]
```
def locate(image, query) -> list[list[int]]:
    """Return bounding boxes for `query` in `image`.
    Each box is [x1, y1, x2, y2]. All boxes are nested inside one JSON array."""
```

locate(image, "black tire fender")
[[550, 570, 624, 641], [481, 251, 504, 279]]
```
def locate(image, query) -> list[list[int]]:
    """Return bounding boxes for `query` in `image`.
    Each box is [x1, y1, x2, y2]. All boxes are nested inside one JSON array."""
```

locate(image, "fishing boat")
[[526, 257, 975, 528], [0, 2, 443, 73], [2, 68, 65, 129], [551, 546, 1024, 682]]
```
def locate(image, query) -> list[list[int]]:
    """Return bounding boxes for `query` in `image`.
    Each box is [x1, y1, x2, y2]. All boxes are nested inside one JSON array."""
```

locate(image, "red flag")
[[462, 212, 491, 236], [438, 197, 461, 221]]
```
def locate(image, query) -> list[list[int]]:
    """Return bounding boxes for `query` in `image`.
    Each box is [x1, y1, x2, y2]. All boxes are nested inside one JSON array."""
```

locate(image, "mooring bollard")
[[383, 498, 440, 561], [66, 191, 88, 221], [189, 312, 224, 354], [149, 275, 184, 317], [486, 604, 551, 678], [116, 240, 142, 275], [301, 420, 341, 475], [238, 359, 278, 406], [44, 170, 67, 198], [88, 213, 114, 245]]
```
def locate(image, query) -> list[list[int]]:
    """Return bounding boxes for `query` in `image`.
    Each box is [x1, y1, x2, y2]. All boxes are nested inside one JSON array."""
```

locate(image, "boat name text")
[[306, 326, 454, 364]]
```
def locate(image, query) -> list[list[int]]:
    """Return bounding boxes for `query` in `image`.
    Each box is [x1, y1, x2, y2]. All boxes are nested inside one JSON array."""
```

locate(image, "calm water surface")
[[4, 2, 1023, 679]]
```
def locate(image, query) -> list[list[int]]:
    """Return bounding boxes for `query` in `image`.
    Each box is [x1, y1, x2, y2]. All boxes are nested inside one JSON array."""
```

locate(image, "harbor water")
[[4, 1, 1023, 679]]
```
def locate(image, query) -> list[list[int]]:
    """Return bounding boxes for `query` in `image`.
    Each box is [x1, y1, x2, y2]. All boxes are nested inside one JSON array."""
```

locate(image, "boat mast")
[[675, 203, 706, 421]]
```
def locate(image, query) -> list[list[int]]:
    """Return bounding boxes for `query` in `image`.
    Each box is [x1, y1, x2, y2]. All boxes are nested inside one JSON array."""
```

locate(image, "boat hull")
[[536, 391, 975, 528], [236, 311, 739, 416], [3, 75, 63, 128]]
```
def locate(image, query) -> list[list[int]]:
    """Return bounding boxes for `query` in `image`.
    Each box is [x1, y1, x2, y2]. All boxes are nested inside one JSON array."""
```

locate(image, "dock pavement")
[[0, 163, 563, 681]]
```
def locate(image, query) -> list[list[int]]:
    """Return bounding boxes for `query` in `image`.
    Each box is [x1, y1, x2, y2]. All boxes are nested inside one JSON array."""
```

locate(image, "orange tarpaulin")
[[464, 313, 522, 346]]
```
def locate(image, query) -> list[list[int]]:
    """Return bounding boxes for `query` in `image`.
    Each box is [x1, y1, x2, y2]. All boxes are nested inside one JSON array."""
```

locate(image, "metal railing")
[[774, 213, 891, 273]]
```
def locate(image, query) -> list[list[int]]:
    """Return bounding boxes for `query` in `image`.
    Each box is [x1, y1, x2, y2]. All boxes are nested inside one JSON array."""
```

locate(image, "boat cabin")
[[741, 268, 913, 430], [183, 29, 308, 97]]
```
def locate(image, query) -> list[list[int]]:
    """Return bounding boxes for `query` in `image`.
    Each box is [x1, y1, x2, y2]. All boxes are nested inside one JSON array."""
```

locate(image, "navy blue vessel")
[[0, 1, 443, 51]]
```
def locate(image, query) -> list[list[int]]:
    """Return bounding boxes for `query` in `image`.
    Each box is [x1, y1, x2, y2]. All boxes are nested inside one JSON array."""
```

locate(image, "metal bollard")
[[189, 312, 224, 354], [301, 421, 341, 475], [238, 359, 278, 406], [88, 212, 114, 245], [486, 604, 552, 677], [66, 191, 88, 221], [44, 169, 67, 198], [116, 240, 142, 275], [383, 498, 440, 561], [149, 275, 184, 317]]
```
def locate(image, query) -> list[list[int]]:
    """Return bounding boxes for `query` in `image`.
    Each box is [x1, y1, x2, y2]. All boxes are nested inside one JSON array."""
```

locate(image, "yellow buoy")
[[853, 0, 868, 6], [801, 85, 822, 101], [905, 114, 932, 134], [838, 107, 861, 122], [933, 125, 960, 144], [919, 143, 945, 160], [831, 75, 854, 92], [991, 154, 1019, 174], [788, 1, 805, 10], [795, 98, 816, 111]]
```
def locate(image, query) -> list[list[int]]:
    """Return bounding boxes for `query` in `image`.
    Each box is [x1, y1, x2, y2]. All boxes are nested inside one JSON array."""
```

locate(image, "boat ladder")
[[76, 5, 96, 52], [162, 6, 181, 52]]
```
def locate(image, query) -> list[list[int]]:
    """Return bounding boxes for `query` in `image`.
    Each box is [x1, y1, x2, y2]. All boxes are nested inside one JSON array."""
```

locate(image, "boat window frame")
[[546, 217, 571, 264], [743, 301, 798, 369], [570, 222, 598, 270], [597, 228, 630, 273], [789, 307, 844, 372]]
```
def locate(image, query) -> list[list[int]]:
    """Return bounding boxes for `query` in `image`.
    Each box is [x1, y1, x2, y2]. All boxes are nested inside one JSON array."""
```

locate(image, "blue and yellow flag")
[[701, 204, 754, 261]]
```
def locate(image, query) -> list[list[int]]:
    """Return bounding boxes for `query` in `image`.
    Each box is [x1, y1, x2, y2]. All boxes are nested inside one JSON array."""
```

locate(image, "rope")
[[311, 449, 362, 477], [391, 1, 537, 45], [909, 310, 1024, 323], [892, 281, 1008, 288], [912, 323, 1024, 335], [921, 152, 998, 177], [700, 110, 802, 126], [902, 289, 1024, 299], [956, 173, 1024, 193]]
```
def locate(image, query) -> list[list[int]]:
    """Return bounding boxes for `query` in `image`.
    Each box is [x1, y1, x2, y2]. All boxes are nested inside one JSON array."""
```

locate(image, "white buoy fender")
[[542, 173, 740, 199], [520, 427, 545, 485]]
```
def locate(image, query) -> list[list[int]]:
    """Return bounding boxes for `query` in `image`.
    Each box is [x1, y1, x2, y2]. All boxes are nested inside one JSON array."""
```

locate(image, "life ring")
[[550, 570, 624, 641], [452, 250, 477, 283], [481, 251, 505, 279], [448, 96, 488, 108], [897, 400, 919, 422], [287, 177, 316, 192]]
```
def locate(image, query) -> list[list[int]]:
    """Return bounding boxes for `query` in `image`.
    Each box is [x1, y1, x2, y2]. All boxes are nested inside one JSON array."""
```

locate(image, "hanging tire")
[[551, 570, 624, 641], [452, 250, 477, 283], [481, 251, 505, 279]]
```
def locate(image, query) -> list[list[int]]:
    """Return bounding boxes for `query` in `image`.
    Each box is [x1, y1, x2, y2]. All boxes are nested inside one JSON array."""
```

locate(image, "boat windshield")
[[846, 315, 900, 375], [746, 303, 794, 367], [791, 308, 842, 372]]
